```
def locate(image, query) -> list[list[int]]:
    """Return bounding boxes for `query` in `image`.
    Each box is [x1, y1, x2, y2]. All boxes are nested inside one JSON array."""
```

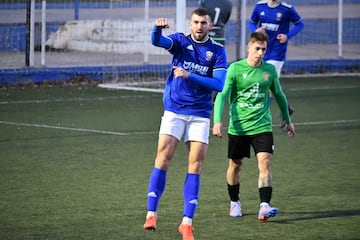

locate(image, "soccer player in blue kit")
[[249, 0, 304, 128], [143, 8, 227, 240]]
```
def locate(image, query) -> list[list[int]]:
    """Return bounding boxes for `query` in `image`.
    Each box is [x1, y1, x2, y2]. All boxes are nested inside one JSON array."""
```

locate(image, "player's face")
[[247, 41, 267, 67], [189, 14, 212, 41]]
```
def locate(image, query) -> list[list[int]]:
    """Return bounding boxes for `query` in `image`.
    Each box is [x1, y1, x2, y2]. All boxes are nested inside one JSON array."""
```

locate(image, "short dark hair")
[[192, 8, 210, 17], [248, 32, 268, 44]]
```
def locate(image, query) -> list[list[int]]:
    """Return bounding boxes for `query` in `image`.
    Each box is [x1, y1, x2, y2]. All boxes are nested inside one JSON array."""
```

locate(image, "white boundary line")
[[281, 72, 360, 78], [98, 74, 360, 93], [0, 95, 157, 105], [98, 82, 360, 92], [291, 119, 360, 126], [288, 85, 360, 91], [1, 119, 359, 136], [0, 120, 157, 136], [1, 84, 358, 105], [1, 79, 358, 105], [98, 83, 164, 93]]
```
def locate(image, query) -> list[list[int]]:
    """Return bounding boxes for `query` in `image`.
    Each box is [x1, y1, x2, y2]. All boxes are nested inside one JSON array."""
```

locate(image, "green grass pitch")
[[0, 76, 359, 239]]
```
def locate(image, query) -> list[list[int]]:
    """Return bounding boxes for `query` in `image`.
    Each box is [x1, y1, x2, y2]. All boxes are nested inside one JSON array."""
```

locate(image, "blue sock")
[[147, 167, 166, 211], [183, 173, 200, 218]]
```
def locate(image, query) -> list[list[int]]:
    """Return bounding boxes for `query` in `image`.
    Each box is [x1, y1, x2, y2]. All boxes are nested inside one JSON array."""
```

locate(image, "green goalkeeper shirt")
[[213, 59, 291, 136]]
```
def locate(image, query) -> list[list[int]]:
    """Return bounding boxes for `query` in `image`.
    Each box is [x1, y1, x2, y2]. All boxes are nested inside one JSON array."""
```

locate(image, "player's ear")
[[209, 22, 213, 29]]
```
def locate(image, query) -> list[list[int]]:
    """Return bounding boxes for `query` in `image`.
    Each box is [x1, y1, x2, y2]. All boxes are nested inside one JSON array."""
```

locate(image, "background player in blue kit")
[[143, 8, 227, 240], [199, 0, 233, 45], [249, 0, 304, 128]]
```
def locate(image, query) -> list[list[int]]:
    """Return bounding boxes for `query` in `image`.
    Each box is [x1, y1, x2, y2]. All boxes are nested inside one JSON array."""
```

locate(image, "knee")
[[188, 161, 202, 174], [260, 159, 271, 169], [229, 159, 242, 171], [155, 154, 172, 170], [257, 153, 272, 172]]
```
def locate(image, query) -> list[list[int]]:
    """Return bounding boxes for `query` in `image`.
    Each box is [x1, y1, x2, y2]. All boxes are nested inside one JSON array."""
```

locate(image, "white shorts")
[[159, 110, 210, 144], [266, 60, 284, 77]]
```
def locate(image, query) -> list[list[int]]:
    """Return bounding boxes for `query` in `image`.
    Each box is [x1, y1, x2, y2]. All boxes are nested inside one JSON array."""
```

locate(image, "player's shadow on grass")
[[273, 209, 360, 224]]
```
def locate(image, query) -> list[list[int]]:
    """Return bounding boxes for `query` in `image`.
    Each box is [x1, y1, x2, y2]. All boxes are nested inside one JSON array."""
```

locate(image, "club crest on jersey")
[[187, 45, 194, 51], [276, 13, 282, 21], [206, 51, 213, 61], [263, 72, 269, 81]]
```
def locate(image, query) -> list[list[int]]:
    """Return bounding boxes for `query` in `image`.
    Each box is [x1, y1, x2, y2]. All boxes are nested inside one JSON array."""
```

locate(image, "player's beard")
[[269, 0, 280, 7], [193, 31, 206, 41]]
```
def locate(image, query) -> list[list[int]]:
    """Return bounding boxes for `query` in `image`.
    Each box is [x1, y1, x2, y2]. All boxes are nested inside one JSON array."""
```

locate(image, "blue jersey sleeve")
[[287, 20, 304, 39], [188, 69, 226, 92], [249, 5, 260, 31], [151, 26, 172, 49], [248, 21, 257, 32]]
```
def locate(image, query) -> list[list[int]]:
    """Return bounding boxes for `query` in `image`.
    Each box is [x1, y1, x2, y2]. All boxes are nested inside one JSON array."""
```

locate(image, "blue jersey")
[[249, 0, 303, 61], [164, 33, 227, 118]]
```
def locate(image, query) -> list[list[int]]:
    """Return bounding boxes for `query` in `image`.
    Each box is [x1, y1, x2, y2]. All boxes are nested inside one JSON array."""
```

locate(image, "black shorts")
[[228, 132, 274, 159]]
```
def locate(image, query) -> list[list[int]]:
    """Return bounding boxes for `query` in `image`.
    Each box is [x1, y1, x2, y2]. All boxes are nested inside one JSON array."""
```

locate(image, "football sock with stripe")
[[183, 173, 200, 218], [147, 167, 166, 212]]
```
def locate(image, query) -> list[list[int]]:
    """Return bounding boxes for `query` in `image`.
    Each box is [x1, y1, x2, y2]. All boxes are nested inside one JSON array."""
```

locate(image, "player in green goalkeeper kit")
[[213, 32, 295, 221]]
